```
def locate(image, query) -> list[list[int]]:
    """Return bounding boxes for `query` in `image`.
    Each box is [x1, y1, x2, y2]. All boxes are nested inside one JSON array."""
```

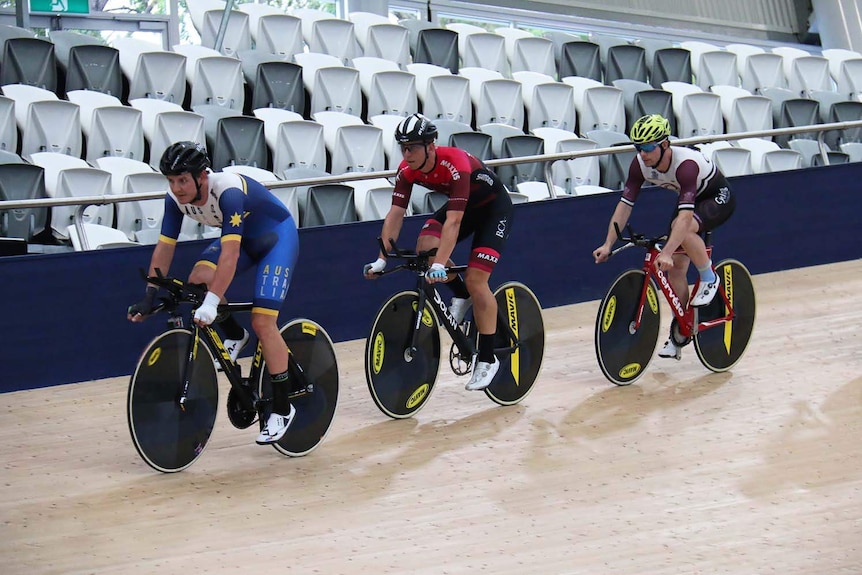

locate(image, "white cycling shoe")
[[465, 358, 499, 391]]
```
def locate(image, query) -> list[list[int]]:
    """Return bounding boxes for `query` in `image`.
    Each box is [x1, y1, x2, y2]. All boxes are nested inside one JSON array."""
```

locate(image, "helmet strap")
[[417, 142, 434, 173], [650, 141, 669, 170], [191, 171, 205, 203]]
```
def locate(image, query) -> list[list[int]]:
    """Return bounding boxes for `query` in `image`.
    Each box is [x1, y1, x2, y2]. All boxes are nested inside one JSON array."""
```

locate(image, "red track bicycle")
[[595, 225, 756, 385]]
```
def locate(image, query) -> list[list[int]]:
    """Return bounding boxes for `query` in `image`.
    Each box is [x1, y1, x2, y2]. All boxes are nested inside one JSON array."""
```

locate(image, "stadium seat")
[[650, 48, 693, 87], [50, 31, 122, 98], [30, 152, 113, 239], [350, 177, 396, 221], [478, 123, 524, 158], [460, 32, 508, 75], [20, 100, 82, 161], [0, 37, 57, 93], [631, 89, 676, 134], [695, 50, 739, 89], [412, 26, 459, 73], [495, 134, 545, 190], [352, 17, 410, 67], [306, 17, 359, 64], [739, 52, 785, 94], [578, 86, 626, 134], [238, 4, 302, 58], [0, 162, 47, 242], [0, 94, 16, 153], [199, 9, 252, 56], [421, 74, 471, 125], [269, 119, 327, 176], [557, 40, 603, 82], [113, 38, 187, 104], [449, 130, 493, 161], [736, 137, 803, 173], [368, 113, 404, 167], [605, 44, 648, 84], [515, 71, 575, 131], [67, 222, 139, 250], [552, 137, 601, 192], [302, 183, 357, 227]]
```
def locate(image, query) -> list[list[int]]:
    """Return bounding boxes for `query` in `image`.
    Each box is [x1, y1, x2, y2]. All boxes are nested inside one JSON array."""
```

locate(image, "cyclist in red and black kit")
[[363, 113, 513, 391], [593, 114, 736, 361]]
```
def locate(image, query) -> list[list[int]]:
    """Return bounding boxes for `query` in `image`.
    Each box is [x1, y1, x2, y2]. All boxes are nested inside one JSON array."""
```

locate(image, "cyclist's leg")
[[190, 240, 254, 343], [688, 181, 736, 306], [250, 218, 299, 442], [417, 211, 472, 300], [464, 190, 513, 390]]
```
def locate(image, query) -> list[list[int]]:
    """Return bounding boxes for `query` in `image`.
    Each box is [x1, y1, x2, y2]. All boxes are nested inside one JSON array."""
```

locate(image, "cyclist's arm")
[[146, 239, 176, 286], [207, 238, 240, 299], [602, 201, 633, 248], [377, 204, 407, 259], [433, 209, 462, 267]]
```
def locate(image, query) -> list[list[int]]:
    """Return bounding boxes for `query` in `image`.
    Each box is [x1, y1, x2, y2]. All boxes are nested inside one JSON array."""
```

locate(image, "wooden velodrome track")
[[2, 260, 861, 574]]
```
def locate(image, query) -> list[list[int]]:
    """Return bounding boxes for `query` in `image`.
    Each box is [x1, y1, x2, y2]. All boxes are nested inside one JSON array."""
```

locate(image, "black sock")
[[446, 275, 470, 299], [478, 333, 496, 364], [218, 313, 246, 340], [270, 370, 291, 414]]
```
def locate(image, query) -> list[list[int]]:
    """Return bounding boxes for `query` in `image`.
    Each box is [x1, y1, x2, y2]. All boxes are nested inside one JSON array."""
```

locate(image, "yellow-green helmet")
[[629, 114, 671, 144]]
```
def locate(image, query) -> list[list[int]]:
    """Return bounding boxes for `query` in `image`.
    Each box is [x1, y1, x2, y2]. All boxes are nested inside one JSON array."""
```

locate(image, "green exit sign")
[[30, 0, 89, 14]]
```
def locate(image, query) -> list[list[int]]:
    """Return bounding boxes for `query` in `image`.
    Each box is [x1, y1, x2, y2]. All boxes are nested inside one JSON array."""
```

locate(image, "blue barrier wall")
[[2, 163, 861, 392]]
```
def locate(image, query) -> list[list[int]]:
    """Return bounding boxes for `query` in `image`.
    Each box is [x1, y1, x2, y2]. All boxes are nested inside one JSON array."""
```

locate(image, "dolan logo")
[[406, 383, 429, 409], [302, 322, 318, 336], [602, 296, 616, 332], [619, 363, 641, 379], [147, 347, 162, 366], [646, 286, 658, 315], [412, 301, 434, 327], [372, 332, 385, 374]]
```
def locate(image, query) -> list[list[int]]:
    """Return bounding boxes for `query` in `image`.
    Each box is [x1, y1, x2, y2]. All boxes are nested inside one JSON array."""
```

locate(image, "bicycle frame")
[[627, 241, 735, 340], [379, 243, 520, 362]]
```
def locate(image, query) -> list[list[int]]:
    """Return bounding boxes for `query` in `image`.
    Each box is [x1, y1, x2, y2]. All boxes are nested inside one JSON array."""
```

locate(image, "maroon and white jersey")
[[392, 146, 500, 212], [622, 146, 722, 211]]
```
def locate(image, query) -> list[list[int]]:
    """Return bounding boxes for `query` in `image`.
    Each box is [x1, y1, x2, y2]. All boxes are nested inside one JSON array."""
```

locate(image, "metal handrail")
[[1, 119, 860, 212]]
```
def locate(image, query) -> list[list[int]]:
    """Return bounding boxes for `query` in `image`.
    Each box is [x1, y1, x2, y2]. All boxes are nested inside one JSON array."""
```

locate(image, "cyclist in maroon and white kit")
[[363, 114, 513, 391], [593, 114, 735, 360]]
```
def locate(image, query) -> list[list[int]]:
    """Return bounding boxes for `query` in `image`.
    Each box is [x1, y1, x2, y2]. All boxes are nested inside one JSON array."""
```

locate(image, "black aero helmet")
[[159, 141, 210, 176], [394, 113, 438, 144]]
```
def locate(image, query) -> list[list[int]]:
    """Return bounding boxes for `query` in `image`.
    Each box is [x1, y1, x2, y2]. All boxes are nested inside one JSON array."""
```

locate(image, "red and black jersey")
[[392, 146, 500, 212]]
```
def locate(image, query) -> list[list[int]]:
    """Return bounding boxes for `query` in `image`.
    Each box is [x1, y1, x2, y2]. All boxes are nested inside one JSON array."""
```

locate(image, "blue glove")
[[427, 262, 447, 281]]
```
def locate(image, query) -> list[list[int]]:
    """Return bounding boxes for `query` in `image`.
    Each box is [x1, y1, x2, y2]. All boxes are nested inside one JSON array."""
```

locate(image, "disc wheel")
[[259, 319, 340, 457], [484, 282, 545, 406], [694, 259, 756, 372], [365, 291, 440, 418], [127, 329, 219, 473], [595, 269, 661, 385]]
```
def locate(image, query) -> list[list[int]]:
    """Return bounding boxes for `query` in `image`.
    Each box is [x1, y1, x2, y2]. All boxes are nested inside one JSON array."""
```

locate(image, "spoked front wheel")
[[259, 319, 340, 457], [694, 259, 756, 372], [365, 291, 441, 418], [595, 269, 661, 385], [485, 282, 545, 406], [127, 328, 219, 473]]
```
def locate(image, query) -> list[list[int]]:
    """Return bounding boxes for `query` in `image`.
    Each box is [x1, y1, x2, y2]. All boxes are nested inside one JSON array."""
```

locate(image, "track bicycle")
[[127, 270, 339, 472], [595, 225, 756, 386], [365, 239, 545, 418]]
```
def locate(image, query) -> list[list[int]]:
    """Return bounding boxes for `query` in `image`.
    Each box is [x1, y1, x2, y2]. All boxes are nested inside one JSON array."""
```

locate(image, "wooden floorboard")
[[2, 260, 861, 574]]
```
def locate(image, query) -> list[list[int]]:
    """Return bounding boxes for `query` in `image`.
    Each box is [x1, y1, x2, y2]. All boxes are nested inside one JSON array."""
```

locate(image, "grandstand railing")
[[1, 119, 861, 250]]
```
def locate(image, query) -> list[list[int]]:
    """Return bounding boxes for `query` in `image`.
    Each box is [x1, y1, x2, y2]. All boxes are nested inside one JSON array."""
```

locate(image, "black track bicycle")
[[365, 239, 545, 418], [127, 271, 339, 472]]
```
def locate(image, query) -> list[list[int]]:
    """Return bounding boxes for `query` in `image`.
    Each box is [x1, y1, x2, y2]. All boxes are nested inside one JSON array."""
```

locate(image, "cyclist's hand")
[[127, 286, 157, 322], [363, 257, 386, 279], [426, 262, 447, 283], [194, 292, 221, 326], [655, 252, 674, 272], [593, 245, 611, 263]]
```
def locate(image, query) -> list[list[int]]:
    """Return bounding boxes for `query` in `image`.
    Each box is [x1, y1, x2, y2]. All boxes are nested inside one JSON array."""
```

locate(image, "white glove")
[[363, 257, 386, 275], [194, 292, 221, 325], [427, 262, 447, 280]]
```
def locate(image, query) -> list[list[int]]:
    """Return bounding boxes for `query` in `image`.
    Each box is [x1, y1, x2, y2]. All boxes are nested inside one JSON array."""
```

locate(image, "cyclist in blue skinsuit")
[[127, 141, 299, 444]]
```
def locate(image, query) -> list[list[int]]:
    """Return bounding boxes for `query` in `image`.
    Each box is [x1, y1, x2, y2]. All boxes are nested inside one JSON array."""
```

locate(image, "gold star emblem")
[[229, 212, 242, 227]]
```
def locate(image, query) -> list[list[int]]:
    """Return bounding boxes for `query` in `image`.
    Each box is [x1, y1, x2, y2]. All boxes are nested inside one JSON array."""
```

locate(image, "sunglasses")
[[399, 143, 428, 154], [634, 141, 662, 153]]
